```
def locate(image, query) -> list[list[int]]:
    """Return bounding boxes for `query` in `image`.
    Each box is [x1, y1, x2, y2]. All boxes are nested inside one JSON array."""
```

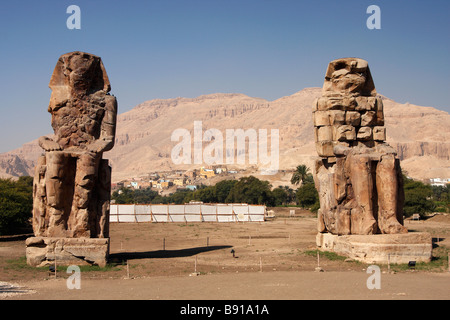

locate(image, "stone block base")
[[26, 237, 109, 267], [316, 232, 432, 264]]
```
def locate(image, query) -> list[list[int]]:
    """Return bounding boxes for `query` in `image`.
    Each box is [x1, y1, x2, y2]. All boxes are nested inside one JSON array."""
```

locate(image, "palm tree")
[[291, 165, 310, 186]]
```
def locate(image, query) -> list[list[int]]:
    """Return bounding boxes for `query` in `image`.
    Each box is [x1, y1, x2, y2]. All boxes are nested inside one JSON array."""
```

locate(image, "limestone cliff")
[[1, 88, 449, 182]]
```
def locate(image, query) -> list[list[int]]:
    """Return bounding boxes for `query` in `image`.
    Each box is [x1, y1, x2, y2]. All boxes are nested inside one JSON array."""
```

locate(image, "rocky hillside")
[[1, 88, 449, 182]]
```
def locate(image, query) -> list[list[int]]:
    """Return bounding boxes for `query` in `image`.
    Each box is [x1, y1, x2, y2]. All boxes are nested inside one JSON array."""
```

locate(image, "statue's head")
[[48, 51, 111, 112], [323, 58, 376, 97]]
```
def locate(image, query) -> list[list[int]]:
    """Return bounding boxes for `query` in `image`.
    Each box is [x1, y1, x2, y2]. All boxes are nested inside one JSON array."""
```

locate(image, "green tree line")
[[403, 175, 449, 217], [0, 171, 449, 235], [112, 172, 321, 211], [113, 167, 449, 220], [0, 176, 33, 235]]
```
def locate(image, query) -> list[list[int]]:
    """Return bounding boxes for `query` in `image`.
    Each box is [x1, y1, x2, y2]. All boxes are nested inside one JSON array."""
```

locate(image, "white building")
[[430, 178, 450, 187]]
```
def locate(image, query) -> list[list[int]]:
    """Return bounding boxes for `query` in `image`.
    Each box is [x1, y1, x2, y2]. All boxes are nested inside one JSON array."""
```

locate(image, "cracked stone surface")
[[312, 58, 407, 235], [27, 52, 116, 267]]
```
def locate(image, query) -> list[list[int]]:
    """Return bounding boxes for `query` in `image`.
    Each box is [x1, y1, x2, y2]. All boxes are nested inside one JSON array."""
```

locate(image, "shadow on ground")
[[110, 245, 232, 263], [0, 282, 32, 295]]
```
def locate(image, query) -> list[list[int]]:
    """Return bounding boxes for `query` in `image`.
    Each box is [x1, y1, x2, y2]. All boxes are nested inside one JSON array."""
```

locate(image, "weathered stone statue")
[[26, 51, 117, 267], [313, 58, 432, 264], [312, 58, 407, 235]]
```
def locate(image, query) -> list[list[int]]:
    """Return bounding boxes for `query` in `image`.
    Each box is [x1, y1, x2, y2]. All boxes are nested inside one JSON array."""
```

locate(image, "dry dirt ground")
[[0, 208, 449, 301]]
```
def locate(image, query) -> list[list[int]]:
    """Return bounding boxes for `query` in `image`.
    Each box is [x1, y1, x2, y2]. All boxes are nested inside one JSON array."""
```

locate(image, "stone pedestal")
[[26, 237, 109, 267], [316, 232, 432, 264]]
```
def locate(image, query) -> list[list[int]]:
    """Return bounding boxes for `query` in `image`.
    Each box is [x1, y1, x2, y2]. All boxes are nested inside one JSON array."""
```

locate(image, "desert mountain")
[[1, 87, 449, 182]]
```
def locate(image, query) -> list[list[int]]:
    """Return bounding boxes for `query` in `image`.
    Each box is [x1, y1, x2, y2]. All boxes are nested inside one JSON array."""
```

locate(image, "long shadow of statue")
[[109, 245, 232, 263]]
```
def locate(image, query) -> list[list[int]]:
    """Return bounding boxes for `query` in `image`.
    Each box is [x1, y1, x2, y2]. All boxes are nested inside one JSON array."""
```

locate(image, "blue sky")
[[0, 0, 449, 152]]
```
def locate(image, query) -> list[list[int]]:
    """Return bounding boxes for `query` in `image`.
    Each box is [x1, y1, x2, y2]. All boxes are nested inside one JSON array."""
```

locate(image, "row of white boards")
[[110, 204, 266, 223]]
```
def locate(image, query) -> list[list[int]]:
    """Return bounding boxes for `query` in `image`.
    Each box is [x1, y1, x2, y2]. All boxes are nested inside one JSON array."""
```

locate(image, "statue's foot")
[[379, 218, 408, 234]]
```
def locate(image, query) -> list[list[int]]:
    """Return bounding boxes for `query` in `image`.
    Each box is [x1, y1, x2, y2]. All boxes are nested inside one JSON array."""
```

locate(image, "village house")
[[172, 177, 187, 186], [200, 167, 215, 179], [157, 179, 173, 189]]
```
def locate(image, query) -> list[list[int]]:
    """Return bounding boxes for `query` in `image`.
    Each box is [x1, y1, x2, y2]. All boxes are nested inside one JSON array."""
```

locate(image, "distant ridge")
[[1, 88, 449, 182]]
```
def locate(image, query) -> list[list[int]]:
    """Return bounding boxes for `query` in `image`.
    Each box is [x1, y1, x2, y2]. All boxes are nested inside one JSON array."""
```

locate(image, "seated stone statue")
[[32, 51, 117, 238], [312, 58, 407, 235]]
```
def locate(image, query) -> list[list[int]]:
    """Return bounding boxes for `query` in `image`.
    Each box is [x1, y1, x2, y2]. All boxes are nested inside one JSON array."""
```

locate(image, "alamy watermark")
[[67, 5, 81, 30], [366, 265, 381, 290], [366, 5, 381, 30], [66, 265, 81, 290], [171, 121, 279, 175]]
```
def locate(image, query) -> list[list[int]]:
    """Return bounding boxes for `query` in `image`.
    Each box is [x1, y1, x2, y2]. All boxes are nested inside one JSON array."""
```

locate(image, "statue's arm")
[[87, 95, 117, 153], [38, 136, 62, 151]]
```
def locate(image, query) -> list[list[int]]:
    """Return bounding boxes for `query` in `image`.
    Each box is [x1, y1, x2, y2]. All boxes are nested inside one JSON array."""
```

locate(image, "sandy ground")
[[0, 208, 449, 301], [4, 271, 449, 301]]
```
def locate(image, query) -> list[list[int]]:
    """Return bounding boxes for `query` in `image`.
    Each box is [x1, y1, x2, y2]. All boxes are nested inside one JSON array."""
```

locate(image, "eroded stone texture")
[[26, 237, 109, 267], [312, 58, 407, 235], [316, 232, 432, 264], [27, 52, 117, 266]]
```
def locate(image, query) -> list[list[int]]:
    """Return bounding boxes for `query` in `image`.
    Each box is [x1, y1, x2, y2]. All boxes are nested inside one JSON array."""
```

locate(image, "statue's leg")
[[70, 152, 100, 237], [334, 158, 351, 235], [314, 159, 338, 233], [376, 155, 408, 234], [32, 156, 48, 236], [45, 152, 71, 237], [96, 159, 111, 238], [313, 159, 328, 233], [348, 154, 377, 234]]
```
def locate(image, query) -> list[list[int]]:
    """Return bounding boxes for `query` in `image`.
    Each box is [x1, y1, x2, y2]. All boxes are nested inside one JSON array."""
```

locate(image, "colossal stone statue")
[[312, 58, 407, 235], [26, 51, 117, 267]]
